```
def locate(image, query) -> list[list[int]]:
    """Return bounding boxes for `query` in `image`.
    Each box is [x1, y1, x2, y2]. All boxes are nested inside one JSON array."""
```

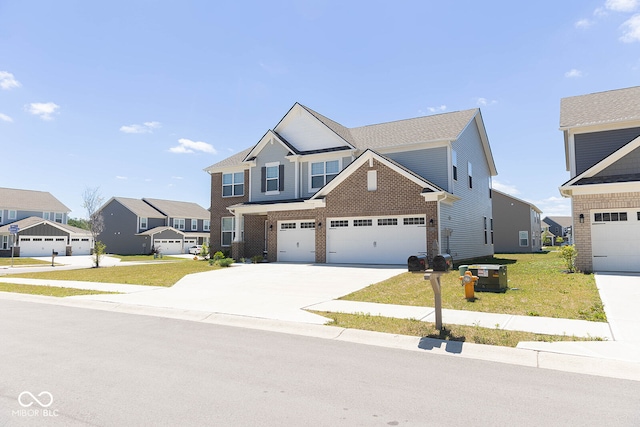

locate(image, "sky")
[[1, 0, 640, 219]]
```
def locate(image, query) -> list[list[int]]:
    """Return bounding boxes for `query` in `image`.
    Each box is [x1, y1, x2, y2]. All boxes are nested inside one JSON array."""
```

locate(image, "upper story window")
[[140, 217, 148, 230], [0, 211, 3, 223], [43, 212, 51, 220], [8, 210, 17, 220], [203, 220, 210, 231], [467, 162, 473, 189], [452, 150, 458, 181], [174, 218, 185, 230], [54, 213, 63, 223], [311, 160, 340, 189], [191, 219, 198, 231], [262, 162, 283, 194], [223, 172, 244, 197]]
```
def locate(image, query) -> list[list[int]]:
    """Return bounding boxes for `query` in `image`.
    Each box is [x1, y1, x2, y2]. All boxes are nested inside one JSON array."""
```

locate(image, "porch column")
[[231, 212, 244, 260]]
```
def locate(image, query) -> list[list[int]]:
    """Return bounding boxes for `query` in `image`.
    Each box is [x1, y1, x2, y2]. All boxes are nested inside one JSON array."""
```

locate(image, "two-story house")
[[0, 187, 93, 257], [542, 216, 572, 244], [97, 197, 211, 255], [206, 103, 497, 265], [559, 86, 640, 273], [492, 190, 542, 253]]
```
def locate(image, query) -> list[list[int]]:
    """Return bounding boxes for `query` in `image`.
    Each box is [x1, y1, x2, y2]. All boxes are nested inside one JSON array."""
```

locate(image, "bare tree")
[[82, 187, 106, 267]]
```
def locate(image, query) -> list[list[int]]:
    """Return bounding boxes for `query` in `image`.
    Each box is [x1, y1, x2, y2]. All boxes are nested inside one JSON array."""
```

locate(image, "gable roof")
[[0, 187, 70, 213], [560, 86, 640, 129], [205, 105, 495, 174], [142, 198, 210, 219], [0, 216, 91, 235], [543, 216, 572, 228], [310, 149, 459, 204], [105, 197, 166, 218]]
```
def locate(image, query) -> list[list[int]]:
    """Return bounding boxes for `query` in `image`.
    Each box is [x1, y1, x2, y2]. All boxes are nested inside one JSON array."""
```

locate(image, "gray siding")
[[492, 192, 538, 252], [99, 200, 148, 255], [250, 142, 296, 202], [386, 147, 449, 191], [575, 127, 640, 175], [300, 155, 353, 199], [439, 121, 494, 262], [0, 209, 67, 224], [595, 145, 640, 177], [20, 224, 67, 237]]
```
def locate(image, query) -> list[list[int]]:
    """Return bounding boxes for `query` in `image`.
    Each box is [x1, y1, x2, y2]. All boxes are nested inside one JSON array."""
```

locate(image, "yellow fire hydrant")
[[460, 271, 478, 300]]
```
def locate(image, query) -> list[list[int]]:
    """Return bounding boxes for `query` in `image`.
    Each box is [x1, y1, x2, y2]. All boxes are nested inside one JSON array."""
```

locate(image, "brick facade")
[[209, 170, 249, 256], [225, 158, 440, 263], [571, 191, 640, 272]]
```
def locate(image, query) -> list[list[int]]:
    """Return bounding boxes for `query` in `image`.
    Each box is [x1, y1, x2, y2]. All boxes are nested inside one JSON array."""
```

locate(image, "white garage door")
[[19, 236, 67, 257], [327, 215, 427, 265], [277, 220, 316, 262], [70, 237, 92, 255], [154, 239, 183, 255], [591, 209, 640, 272]]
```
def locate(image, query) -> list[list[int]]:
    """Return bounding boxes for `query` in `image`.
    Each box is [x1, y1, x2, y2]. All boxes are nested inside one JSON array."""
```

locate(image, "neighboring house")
[[540, 221, 558, 246], [0, 187, 91, 257], [559, 85, 640, 273], [97, 197, 211, 255], [0, 187, 70, 226], [0, 217, 93, 257], [205, 103, 497, 265], [542, 216, 572, 243], [492, 190, 542, 253]]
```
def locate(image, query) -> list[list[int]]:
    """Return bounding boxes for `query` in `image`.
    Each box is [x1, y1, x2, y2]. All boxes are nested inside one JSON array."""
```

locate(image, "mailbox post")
[[424, 254, 453, 330], [51, 250, 58, 267]]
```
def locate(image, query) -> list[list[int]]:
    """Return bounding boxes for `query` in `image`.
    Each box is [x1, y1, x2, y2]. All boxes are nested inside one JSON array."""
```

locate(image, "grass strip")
[[0, 258, 52, 266], [312, 311, 606, 348], [0, 283, 120, 297]]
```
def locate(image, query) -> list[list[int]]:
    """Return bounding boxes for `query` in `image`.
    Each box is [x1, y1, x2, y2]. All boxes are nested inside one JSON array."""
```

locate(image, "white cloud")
[[492, 180, 520, 195], [26, 102, 60, 120], [0, 71, 21, 90], [620, 14, 640, 42], [169, 138, 217, 154], [564, 69, 583, 78], [535, 196, 571, 217], [575, 18, 593, 29], [476, 97, 497, 106], [120, 121, 161, 134], [171, 176, 183, 180], [116, 176, 128, 180], [427, 105, 447, 113], [606, 0, 639, 12], [0, 113, 13, 122]]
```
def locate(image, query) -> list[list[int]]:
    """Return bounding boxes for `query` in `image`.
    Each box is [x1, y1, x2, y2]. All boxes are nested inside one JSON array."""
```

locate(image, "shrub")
[[251, 255, 263, 263], [559, 244, 578, 273], [213, 251, 225, 261], [217, 258, 234, 267], [200, 243, 210, 259]]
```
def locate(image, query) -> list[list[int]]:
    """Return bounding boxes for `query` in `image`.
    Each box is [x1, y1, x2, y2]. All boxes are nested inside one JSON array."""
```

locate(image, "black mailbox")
[[432, 254, 453, 272], [52, 251, 58, 256], [407, 255, 426, 272]]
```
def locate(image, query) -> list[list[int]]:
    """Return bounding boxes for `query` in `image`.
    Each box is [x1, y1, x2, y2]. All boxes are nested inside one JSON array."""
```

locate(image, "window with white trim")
[[467, 162, 473, 189], [139, 217, 148, 230], [204, 220, 210, 231], [519, 231, 529, 247], [484, 216, 488, 244], [54, 212, 63, 223], [594, 212, 628, 222], [1, 235, 8, 250], [266, 164, 279, 192], [221, 217, 243, 247], [0, 211, 3, 223], [8, 210, 16, 220], [174, 218, 185, 230], [222, 172, 244, 197], [43, 212, 51, 220], [191, 219, 198, 231], [311, 160, 340, 189]]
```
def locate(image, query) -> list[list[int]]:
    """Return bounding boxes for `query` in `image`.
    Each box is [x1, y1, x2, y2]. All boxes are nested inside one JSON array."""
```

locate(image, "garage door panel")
[[591, 209, 640, 272], [277, 221, 316, 262], [327, 216, 426, 265], [19, 236, 67, 257], [154, 239, 184, 255]]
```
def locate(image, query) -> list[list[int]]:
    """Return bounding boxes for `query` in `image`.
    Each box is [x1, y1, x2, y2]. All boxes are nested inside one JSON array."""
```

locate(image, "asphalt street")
[[1, 299, 639, 427]]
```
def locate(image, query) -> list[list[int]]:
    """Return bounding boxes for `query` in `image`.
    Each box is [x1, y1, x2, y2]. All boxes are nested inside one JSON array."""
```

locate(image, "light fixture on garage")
[[579, 214, 584, 224], [318, 222, 322, 228], [429, 219, 434, 227], [269, 224, 273, 230]]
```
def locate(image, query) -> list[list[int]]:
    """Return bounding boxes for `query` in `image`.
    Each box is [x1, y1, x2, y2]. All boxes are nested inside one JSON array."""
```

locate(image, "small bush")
[[213, 251, 225, 261], [251, 255, 263, 263], [217, 258, 234, 267], [559, 244, 578, 273]]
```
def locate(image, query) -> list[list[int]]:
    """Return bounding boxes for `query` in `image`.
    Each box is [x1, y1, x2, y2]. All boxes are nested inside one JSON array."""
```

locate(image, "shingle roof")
[[560, 86, 640, 129], [112, 197, 166, 218], [0, 216, 91, 235], [0, 187, 70, 212], [142, 198, 210, 219], [206, 107, 479, 169]]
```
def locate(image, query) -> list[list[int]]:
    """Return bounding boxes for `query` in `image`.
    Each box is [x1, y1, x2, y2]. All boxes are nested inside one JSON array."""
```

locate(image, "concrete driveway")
[[72, 263, 406, 324]]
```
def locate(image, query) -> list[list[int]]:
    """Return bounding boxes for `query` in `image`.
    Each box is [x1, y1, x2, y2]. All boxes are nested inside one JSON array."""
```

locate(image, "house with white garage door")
[[559, 86, 640, 273], [0, 216, 93, 257], [206, 103, 497, 265], [97, 197, 211, 255]]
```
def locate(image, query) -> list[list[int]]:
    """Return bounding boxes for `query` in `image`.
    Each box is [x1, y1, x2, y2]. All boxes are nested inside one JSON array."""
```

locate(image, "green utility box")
[[467, 264, 508, 292]]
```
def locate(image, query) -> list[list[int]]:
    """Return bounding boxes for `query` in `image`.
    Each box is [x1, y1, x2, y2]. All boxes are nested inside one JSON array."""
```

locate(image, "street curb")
[[1, 291, 639, 382]]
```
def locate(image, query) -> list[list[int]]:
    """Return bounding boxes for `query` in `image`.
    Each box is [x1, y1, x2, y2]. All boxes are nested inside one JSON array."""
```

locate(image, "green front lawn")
[[0, 258, 52, 266], [0, 283, 120, 297], [3, 258, 219, 287], [340, 251, 605, 322]]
